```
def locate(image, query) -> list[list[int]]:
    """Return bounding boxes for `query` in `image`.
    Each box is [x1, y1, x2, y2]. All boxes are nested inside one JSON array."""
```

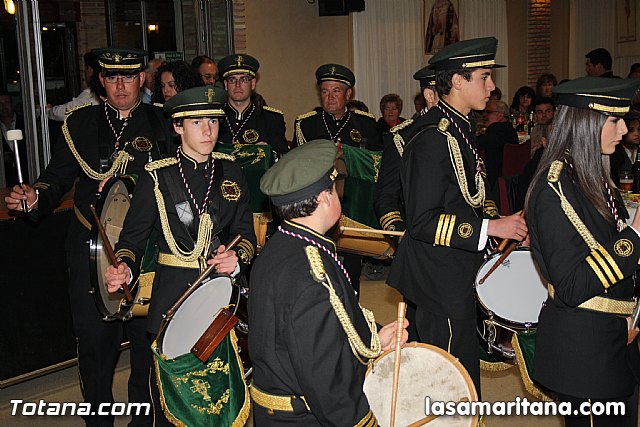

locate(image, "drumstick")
[[165, 234, 243, 319], [478, 240, 518, 285], [339, 226, 405, 237], [496, 210, 524, 252], [406, 397, 470, 427], [90, 204, 133, 302], [390, 302, 406, 427]]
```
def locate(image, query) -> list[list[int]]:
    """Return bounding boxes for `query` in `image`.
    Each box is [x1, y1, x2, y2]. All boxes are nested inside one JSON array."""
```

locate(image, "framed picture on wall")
[[617, 0, 636, 43], [424, 0, 460, 55]]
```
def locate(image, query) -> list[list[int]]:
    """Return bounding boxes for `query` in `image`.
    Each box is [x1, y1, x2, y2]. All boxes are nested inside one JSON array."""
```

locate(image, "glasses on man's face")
[[201, 74, 217, 81], [104, 75, 139, 84], [226, 76, 253, 85]]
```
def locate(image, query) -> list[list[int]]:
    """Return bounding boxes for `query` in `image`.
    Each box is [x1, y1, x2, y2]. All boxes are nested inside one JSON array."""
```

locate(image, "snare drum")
[[363, 342, 478, 426], [475, 248, 547, 360], [157, 275, 251, 377]]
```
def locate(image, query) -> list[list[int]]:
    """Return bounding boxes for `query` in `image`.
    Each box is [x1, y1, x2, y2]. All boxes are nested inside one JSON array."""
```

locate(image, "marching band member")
[[5, 46, 171, 427], [104, 84, 255, 426], [387, 37, 527, 393], [526, 77, 640, 427], [249, 139, 408, 426]]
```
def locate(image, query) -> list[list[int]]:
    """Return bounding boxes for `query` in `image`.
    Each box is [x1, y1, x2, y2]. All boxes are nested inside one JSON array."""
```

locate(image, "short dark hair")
[[585, 48, 612, 70], [346, 99, 368, 112], [274, 184, 334, 221], [191, 55, 215, 69], [532, 97, 555, 111], [435, 69, 473, 97]]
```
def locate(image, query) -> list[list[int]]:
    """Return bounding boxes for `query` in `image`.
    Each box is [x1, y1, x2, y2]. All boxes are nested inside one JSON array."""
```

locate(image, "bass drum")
[[475, 248, 547, 360], [363, 342, 478, 426], [157, 275, 251, 378]]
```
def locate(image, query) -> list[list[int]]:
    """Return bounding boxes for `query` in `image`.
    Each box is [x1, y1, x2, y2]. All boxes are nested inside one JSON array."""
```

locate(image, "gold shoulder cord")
[[546, 161, 599, 250], [295, 120, 306, 146], [439, 120, 485, 208], [391, 119, 413, 157], [62, 113, 130, 181], [305, 246, 382, 364], [149, 168, 213, 262]]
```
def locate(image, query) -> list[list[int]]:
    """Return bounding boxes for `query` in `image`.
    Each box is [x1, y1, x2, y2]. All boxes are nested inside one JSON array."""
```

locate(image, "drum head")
[[162, 276, 234, 359], [364, 343, 478, 426], [475, 249, 547, 325], [91, 177, 134, 319]]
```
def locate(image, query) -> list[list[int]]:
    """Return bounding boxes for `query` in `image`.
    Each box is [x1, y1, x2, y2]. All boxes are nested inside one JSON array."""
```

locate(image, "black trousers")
[[415, 308, 481, 398], [67, 249, 152, 427], [557, 392, 637, 427]]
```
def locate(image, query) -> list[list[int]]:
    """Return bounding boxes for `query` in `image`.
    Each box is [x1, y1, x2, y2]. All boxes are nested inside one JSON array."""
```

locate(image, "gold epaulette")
[[547, 160, 564, 183], [296, 110, 317, 121], [65, 102, 93, 115], [262, 105, 283, 115], [353, 109, 375, 119], [144, 157, 178, 172], [390, 118, 413, 133], [212, 152, 236, 162], [305, 246, 326, 282], [437, 118, 450, 132], [152, 102, 164, 108]]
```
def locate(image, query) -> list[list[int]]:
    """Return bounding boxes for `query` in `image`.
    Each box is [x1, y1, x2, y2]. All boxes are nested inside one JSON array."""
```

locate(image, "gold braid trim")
[[305, 246, 382, 364], [480, 359, 513, 372], [212, 152, 235, 162], [145, 157, 178, 172], [295, 120, 307, 145], [262, 105, 283, 115], [511, 334, 554, 402], [353, 109, 375, 119], [442, 129, 485, 208], [62, 114, 130, 181], [150, 170, 213, 262], [547, 180, 599, 250], [390, 119, 413, 157]]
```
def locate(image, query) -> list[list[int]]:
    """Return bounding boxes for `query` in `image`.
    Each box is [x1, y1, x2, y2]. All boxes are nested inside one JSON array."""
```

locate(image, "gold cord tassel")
[[446, 132, 485, 208], [151, 171, 213, 262], [548, 181, 599, 250]]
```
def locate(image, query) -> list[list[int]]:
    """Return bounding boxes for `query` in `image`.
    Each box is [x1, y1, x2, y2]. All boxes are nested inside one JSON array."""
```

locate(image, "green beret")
[[553, 77, 640, 116], [260, 140, 338, 206], [316, 64, 355, 88], [428, 37, 505, 72], [163, 84, 227, 119], [413, 65, 436, 88], [218, 54, 260, 78], [92, 46, 147, 75]]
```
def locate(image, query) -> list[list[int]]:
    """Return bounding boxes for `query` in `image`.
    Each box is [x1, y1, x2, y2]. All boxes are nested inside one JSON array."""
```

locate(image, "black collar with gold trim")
[[105, 98, 142, 119], [225, 101, 254, 121], [178, 146, 211, 171], [281, 220, 336, 254], [438, 99, 470, 128]]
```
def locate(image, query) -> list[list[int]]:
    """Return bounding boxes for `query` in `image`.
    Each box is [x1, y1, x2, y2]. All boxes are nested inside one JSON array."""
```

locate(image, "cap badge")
[[330, 66, 336, 75], [235, 55, 244, 68], [206, 88, 215, 103]]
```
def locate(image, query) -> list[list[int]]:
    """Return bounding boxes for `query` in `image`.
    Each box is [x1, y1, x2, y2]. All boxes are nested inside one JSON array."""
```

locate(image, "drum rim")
[[88, 176, 136, 321], [363, 341, 479, 426], [474, 248, 545, 330]]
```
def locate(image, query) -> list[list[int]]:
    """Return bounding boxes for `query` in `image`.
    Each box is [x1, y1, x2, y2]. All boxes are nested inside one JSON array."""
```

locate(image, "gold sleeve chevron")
[[145, 157, 178, 172], [115, 249, 136, 263], [32, 181, 50, 190], [353, 109, 375, 119], [435, 214, 456, 246], [354, 410, 378, 427], [236, 239, 255, 264], [379, 211, 403, 230], [585, 245, 623, 289], [484, 199, 499, 217], [212, 152, 236, 162], [262, 105, 283, 115]]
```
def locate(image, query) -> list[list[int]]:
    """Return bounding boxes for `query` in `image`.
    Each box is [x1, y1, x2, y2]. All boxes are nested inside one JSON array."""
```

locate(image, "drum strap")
[[162, 165, 198, 239], [96, 107, 113, 173], [249, 383, 310, 415]]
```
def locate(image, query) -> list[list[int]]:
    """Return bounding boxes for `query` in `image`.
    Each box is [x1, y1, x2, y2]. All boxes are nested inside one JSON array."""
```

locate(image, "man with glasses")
[[217, 53, 288, 156], [192, 55, 218, 85], [5, 46, 172, 427], [478, 99, 518, 189]]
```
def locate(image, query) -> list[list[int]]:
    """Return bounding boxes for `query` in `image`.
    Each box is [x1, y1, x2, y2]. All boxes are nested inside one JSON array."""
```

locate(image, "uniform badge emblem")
[[220, 180, 241, 201], [349, 129, 362, 143], [614, 239, 633, 257], [457, 223, 473, 238], [131, 136, 152, 152], [243, 129, 260, 144]]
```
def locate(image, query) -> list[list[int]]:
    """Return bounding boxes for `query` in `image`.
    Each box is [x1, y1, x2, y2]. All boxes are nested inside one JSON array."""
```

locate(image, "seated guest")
[[510, 85, 536, 116], [530, 97, 555, 154], [346, 99, 369, 113], [611, 111, 640, 186], [490, 86, 502, 101], [535, 73, 557, 99], [249, 139, 408, 425], [151, 60, 201, 104], [478, 99, 518, 189], [376, 93, 405, 135], [413, 92, 426, 112], [585, 47, 619, 78], [628, 63, 640, 79]]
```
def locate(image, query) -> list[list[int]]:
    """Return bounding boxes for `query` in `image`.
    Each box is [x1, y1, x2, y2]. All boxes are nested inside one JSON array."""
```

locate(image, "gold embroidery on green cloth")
[[372, 154, 382, 182], [192, 388, 230, 415], [173, 358, 230, 384], [511, 334, 554, 402], [231, 143, 266, 165]]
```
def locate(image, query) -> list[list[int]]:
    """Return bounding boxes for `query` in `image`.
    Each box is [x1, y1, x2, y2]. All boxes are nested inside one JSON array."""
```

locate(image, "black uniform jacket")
[[527, 165, 640, 399], [248, 220, 376, 426], [373, 112, 425, 233], [387, 100, 499, 320], [115, 150, 256, 333], [218, 102, 289, 156], [476, 120, 519, 190], [291, 109, 382, 151], [31, 101, 171, 251]]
